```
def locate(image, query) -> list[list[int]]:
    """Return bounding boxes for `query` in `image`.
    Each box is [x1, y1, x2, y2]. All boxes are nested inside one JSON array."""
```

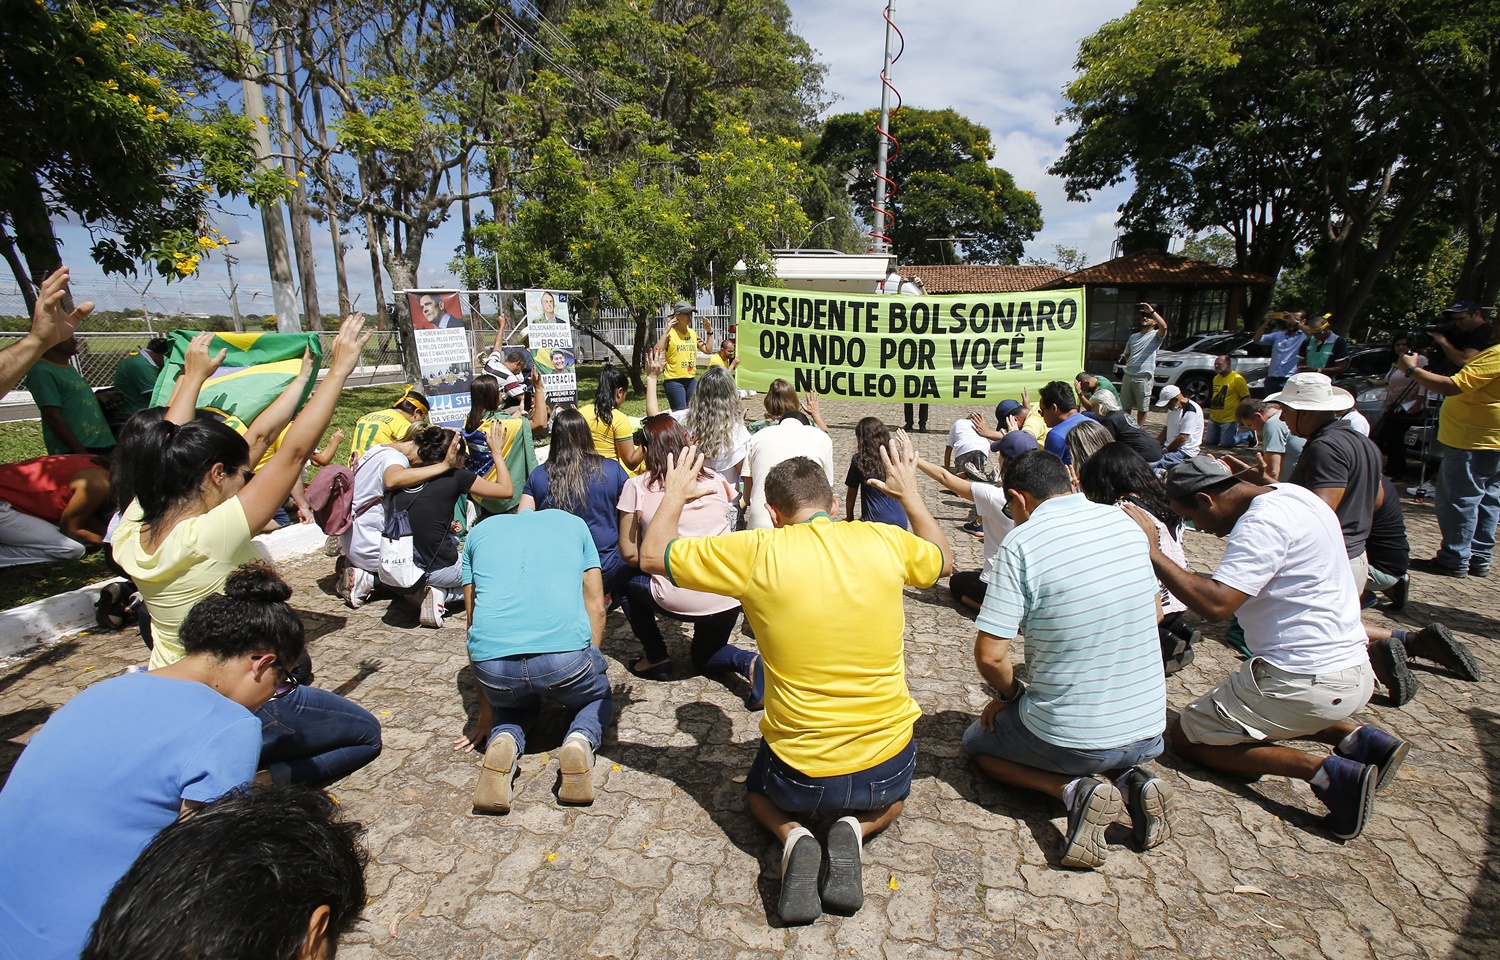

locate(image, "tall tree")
[[0, 0, 276, 306], [811, 107, 1042, 265]]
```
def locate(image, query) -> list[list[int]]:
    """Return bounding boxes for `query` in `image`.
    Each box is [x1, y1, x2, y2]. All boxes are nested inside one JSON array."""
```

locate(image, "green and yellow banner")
[[733, 284, 1087, 404], [149, 331, 324, 422]]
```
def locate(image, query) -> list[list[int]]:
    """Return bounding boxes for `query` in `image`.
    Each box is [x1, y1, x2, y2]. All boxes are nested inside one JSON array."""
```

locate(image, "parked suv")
[[1115, 332, 1270, 407]]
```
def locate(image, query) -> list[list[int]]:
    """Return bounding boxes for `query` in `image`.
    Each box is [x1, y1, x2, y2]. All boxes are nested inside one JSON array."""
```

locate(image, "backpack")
[[305, 464, 355, 535], [377, 486, 426, 590]]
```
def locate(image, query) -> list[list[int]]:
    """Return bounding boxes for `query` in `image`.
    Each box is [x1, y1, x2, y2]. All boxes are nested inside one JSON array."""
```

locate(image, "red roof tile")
[[1037, 250, 1273, 288], [901, 264, 1066, 294]]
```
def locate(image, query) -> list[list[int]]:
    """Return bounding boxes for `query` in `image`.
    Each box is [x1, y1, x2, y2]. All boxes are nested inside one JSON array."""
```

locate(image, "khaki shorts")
[[1121, 373, 1154, 413], [1349, 551, 1369, 594], [1178, 657, 1373, 746]]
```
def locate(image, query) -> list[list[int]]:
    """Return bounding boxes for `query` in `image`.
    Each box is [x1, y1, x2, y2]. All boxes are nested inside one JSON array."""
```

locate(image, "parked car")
[[1116, 332, 1270, 407]]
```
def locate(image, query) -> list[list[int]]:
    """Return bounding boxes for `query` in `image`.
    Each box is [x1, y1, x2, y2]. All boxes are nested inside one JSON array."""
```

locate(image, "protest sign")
[[405, 291, 473, 427], [733, 284, 1088, 404], [526, 289, 577, 409]]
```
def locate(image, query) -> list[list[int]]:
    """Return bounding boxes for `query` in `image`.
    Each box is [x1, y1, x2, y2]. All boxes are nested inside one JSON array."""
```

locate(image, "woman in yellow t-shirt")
[[653, 300, 713, 411], [578, 365, 643, 469], [110, 317, 383, 787]]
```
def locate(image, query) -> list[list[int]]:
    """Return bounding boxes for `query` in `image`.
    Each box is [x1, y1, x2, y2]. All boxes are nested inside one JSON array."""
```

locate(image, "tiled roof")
[[1037, 249, 1273, 288], [902, 264, 1067, 294]]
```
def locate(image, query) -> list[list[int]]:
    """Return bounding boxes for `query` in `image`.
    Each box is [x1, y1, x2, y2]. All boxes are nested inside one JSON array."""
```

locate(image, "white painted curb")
[[0, 521, 331, 661]]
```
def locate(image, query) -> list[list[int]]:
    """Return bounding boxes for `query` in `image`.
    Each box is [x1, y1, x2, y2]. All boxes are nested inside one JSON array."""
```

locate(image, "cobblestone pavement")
[[2, 399, 1497, 959]]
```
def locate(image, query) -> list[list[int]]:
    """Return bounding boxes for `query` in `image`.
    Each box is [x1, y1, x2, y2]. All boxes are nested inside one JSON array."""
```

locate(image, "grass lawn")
[[0, 364, 642, 610]]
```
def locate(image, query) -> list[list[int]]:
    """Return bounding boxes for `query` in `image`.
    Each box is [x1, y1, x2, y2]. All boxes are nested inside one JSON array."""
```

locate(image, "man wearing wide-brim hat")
[[1228, 373, 1475, 705]]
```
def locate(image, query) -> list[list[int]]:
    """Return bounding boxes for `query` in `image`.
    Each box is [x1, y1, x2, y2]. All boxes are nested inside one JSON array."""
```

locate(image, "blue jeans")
[[257, 685, 384, 787], [663, 377, 696, 411], [961, 698, 1163, 775], [1150, 449, 1191, 472], [1435, 447, 1500, 571], [1204, 419, 1250, 447], [472, 646, 614, 753], [746, 736, 917, 813], [623, 572, 748, 673]]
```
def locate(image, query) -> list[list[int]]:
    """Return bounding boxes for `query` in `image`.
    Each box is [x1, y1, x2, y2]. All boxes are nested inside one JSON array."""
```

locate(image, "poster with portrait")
[[404, 290, 472, 427], [525, 289, 576, 409]]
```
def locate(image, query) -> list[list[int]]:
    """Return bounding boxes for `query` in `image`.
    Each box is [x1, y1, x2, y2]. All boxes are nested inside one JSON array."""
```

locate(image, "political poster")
[[405, 290, 473, 427], [733, 284, 1088, 404], [526, 289, 576, 409]]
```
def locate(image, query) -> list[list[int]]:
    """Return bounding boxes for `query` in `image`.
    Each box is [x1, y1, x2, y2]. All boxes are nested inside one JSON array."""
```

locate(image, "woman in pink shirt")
[[617, 416, 764, 708]]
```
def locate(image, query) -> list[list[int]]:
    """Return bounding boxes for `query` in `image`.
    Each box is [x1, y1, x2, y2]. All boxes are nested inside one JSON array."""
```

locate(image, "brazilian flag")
[[148, 331, 325, 422]]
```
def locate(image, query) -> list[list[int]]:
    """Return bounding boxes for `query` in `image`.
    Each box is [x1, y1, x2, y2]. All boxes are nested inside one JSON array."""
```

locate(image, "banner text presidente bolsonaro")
[[732, 284, 1088, 404]]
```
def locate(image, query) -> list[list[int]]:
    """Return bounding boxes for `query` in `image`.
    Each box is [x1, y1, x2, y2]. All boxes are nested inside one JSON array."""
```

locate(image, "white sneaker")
[[419, 586, 445, 628], [346, 568, 375, 609]]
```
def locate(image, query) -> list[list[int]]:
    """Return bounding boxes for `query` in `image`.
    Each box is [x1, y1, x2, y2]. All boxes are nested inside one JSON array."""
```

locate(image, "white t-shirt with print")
[[1164, 401, 1204, 457]]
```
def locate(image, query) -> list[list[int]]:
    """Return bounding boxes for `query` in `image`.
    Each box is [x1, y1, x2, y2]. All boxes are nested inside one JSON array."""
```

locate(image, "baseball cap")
[[1152, 385, 1181, 408], [994, 431, 1039, 460], [1164, 455, 1249, 500], [994, 399, 1023, 420], [1444, 300, 1483, 313]]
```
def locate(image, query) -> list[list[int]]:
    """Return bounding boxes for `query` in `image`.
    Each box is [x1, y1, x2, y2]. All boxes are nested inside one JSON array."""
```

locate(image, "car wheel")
[[1177, 373, 1213, 406]]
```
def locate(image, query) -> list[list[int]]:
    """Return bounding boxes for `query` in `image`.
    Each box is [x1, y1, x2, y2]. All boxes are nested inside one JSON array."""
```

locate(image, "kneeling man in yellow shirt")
[[641, 436, 950, 926]]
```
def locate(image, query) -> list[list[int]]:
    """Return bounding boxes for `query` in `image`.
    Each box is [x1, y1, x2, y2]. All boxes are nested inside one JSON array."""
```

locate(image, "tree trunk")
[[0, 219, 38, 316], [461, 154, 482, 323], [309, 79, 351, 316], [7, 171, 63, 288], [275, 35, 322, 330]]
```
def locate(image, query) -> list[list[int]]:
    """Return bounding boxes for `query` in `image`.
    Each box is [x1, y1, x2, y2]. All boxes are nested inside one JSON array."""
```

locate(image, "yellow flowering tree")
[[0, 0, 278, 306]]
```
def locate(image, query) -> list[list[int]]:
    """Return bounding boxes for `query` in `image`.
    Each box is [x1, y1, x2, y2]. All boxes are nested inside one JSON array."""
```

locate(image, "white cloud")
[[789, 0, 1136, 265]]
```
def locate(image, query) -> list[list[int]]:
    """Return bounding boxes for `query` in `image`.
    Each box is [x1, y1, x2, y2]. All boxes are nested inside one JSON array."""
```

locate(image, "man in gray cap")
[[1123, 456, 1407, 841]]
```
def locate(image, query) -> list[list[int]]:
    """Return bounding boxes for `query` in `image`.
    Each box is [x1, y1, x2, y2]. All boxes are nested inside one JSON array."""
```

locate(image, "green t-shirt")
[[111, 350, 162, 415], [26, 359, 114, 453], [1094, 375, 1121, 402]]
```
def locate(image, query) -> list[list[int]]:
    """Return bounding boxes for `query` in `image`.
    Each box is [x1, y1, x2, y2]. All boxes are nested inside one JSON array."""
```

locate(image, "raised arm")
[[165, 332, 228, 425], [1122, 502, 1249, 621], [643, 348, 665, 417], [311, 428, 345, 466], [467, 423, 515, 500], [1397, 352, 1462, 396], [916, 455, 976, 501], [803, 392, 829, 432], [243, 349, 316, 463], [384, 432, 463, 488], [235, 315, 371, 531], [528, 366, 551, 438], [868, 430, 954, 577], [640, 445, 714, 577], [0, 267, 93, 400]]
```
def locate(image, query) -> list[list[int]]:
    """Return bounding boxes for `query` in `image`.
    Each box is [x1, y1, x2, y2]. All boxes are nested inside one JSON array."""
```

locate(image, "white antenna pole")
[[872, 0, 897, 254]]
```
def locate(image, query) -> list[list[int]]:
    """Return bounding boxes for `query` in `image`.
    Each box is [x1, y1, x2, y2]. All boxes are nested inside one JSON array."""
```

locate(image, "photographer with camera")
[[1425, 300, 1498, 375], [1119, 303, 1168, 427], [1253, 310, 1308, 394], [1397, 303, 1500, 578]]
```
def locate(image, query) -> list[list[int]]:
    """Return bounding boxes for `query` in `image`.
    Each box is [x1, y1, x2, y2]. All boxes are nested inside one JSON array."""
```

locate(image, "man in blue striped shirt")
[[961, 450, 1173, 869]]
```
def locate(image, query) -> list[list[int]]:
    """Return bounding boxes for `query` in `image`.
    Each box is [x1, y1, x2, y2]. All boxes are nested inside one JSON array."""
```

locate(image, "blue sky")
[[40, 0, 1136, 312]]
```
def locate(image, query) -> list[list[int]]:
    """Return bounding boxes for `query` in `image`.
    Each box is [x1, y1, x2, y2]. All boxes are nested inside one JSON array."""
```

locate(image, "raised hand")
[[445, 431, 466, 468], [327, 313, 371, 376], [802, 391, 821, 416], [868, 429, 920, 501], [29, 266, 94, 350], [644, 347, 666, 378], [663, 445, 714, 503], [297, 346, 316, 380], [182, 331, 228, 382], [1217, 452, 1271, 485]]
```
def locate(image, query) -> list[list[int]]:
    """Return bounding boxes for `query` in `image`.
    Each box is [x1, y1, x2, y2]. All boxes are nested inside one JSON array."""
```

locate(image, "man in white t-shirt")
[[917, 430, 1033, 609], [1150, 385, 1203, 470], [743, 412, 835, 530], [1126, 457, 1408, 841]]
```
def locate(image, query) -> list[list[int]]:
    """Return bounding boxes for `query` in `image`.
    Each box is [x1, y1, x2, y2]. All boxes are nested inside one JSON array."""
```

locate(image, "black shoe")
[[1121, 767, 1175, 850], [1334, 725, 1409, 794], [1060, 777, 1122, 869], [819, 817, 863, 914], [1369, 637, 1418, 706], [1404, 623, 1482, 682], [1411, 556, 1468, 579], [1360, 590, 1379, 610], [778, 833, 822, 925], [1470, 565, 1491, 579]]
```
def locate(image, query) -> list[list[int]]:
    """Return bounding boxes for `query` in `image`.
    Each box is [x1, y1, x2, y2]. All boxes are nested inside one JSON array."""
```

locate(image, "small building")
[[902, 264, 1066, 295], [1035, 250, 1274, 372], [770, 250, 896, 294]]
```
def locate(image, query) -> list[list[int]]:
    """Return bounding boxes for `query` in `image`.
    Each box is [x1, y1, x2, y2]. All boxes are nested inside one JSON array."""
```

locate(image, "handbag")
[[377, 487, 426, 590]]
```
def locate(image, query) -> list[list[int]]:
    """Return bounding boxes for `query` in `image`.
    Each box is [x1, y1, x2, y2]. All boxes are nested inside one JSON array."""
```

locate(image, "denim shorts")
[[961, 700, 1163, 776], [745, 736, 917, 813]]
